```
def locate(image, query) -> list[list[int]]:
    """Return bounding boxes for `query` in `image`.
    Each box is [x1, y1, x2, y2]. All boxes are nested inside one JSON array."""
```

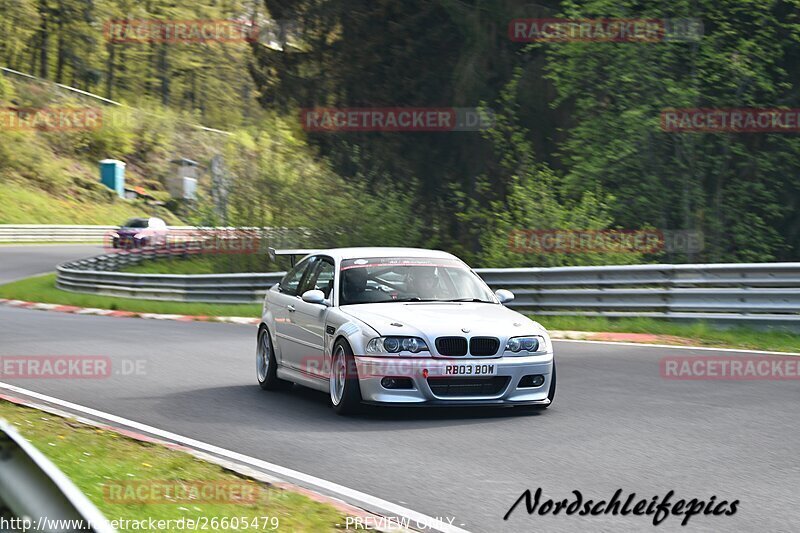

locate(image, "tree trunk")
[[105, 43, 116, 98], [38, 0, 49, 79], [158, 44, 169, 105], [54, 0, 65, 83]]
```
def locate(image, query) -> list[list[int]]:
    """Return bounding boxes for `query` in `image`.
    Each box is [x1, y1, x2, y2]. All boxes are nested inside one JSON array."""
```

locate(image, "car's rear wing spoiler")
[[268, 247, 320, 267]]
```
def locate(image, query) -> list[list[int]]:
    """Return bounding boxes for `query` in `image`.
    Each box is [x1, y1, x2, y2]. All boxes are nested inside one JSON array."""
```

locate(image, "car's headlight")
[[366, 337, 429, 354], [505, 335, 545, 354]]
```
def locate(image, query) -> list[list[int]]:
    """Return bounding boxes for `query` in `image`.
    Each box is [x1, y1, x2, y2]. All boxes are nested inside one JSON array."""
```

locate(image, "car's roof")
[[314, 247, 460, 261]]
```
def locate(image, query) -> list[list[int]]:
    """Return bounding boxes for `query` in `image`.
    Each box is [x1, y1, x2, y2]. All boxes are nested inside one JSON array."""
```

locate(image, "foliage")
[[250, 0, 800, 265], [546, 0, 800, 262], [4, 0, 800, 265]]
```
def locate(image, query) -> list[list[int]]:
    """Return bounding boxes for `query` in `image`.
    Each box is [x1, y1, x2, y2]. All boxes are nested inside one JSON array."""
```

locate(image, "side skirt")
[[277, 366, 329, 392]]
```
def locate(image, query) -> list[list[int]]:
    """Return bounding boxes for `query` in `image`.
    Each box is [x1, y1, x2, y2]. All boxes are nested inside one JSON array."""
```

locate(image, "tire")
[[519, 363, 556, 412], [257, 327, 292, 390], [329, 339, 363, 415], [543, 362, 556, 407]]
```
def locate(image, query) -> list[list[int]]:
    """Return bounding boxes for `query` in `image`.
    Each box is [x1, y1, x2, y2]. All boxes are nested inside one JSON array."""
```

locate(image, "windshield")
[[339, 257, 495, 305], [123, 218, 148, 228]]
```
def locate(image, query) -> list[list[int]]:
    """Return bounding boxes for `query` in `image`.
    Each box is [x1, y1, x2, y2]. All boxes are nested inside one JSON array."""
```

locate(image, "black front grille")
[[427, 377, 510, 397], [436, 337, 468, 356], [469, 337, 500, 356]]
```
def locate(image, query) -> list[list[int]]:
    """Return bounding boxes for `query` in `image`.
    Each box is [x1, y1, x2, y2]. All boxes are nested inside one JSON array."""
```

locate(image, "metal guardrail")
[[0, 420, 115, 533], [54, 254, 800, 328], [0, 225, 118, 242], [0, 224, 306, 243], [0, 224, 208, 243], [57, 248, 284, 304], [477, 263, 800, 328]]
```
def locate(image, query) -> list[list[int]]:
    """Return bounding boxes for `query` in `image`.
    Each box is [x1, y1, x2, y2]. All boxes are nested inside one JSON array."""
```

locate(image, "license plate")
[[443, 364, 497, 376]]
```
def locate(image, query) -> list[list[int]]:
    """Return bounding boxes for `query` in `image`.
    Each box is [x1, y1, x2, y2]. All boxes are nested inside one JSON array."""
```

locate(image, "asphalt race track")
[[0, 248, 798, 532], [0, 244, 104, 284]]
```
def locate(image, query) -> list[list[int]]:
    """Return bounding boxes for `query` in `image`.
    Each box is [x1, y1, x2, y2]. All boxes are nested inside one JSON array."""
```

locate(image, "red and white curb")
[[0, 298, 260, 325], [4, 299, 795, 356]]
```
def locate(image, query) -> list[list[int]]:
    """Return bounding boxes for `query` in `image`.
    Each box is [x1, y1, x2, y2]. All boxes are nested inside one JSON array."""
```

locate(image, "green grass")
[[538, 315, 800, 353], [123, 253, 291, 274], [123, 254, 281, 275], [0, 182, 181, 225], [0, 400, 347, 532], [0, 274, 261, 317]]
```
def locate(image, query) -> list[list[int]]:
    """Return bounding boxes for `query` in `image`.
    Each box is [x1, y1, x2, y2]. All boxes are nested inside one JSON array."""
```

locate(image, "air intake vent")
[[435, 337, 468, 356], [427, 377, 510, 397], [469, 337, 500, 356]]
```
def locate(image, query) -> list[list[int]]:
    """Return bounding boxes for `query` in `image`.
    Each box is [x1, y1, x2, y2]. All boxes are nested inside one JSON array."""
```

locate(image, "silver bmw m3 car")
[[257, 247, 555, 414]]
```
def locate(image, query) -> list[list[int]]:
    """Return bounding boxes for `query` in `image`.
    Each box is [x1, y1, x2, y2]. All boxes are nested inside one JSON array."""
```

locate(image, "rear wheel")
[[257, 327, 292, 390], [330, 340, 363, 415]]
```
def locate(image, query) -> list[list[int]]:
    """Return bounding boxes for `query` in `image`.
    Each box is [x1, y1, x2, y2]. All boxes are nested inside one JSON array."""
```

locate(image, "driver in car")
[[410, 266, 446, 299]]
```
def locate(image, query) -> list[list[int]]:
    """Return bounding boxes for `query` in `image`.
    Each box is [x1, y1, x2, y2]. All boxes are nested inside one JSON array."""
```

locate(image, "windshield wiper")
[[441, 298, 494, 303]]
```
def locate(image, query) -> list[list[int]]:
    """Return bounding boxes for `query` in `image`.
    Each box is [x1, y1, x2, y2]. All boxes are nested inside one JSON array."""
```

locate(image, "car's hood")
[[340, 302, 544, 338]]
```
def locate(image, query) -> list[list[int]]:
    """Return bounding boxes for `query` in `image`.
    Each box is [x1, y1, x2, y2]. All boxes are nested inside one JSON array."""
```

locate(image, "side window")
[[307, 258, 335, 298], [279, 258, 314, 296]]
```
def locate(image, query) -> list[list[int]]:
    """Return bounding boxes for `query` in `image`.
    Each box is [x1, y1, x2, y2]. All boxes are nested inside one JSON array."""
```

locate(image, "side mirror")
[[495, 289, 515, 304], [301, 289, 330, 306]]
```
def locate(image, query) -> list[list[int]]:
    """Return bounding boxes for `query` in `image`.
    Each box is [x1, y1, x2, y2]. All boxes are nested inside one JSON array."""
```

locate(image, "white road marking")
[[554, 338, 800, 356], [0, 382, 470, 533]]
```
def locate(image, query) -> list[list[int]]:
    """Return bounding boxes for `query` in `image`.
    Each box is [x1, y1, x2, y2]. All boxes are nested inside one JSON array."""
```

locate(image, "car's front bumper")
[[354, 353, 553, 406]]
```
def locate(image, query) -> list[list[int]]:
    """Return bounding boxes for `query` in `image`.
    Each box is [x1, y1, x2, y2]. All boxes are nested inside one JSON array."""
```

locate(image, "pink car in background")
[[111, 217, 168, 249]]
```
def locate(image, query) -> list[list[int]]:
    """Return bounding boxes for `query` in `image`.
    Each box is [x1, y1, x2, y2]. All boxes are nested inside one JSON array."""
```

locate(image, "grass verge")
[[0, 399, 347, 531], [122, 254, 280, 275], [0, 182, 180, 225], [0, 274, 261, 317], [538, 315, 800, 353]]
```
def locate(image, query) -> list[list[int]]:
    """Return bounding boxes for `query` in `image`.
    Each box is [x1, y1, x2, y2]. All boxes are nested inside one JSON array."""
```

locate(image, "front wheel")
[[542, 362, 556, 407], [330, 340, 363, 415], [257, 327, 292, 390]]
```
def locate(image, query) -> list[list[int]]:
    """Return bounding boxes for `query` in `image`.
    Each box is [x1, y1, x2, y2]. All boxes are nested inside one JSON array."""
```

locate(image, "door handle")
[[287, 305, 296, 312]]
